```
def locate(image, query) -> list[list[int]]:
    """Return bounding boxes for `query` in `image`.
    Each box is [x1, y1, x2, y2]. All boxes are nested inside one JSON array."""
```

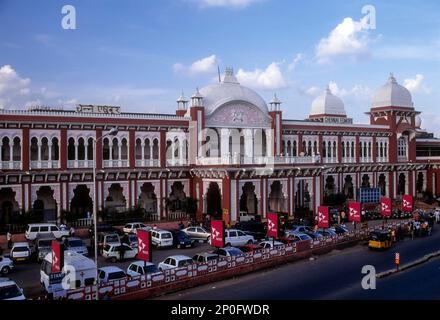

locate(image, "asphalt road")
[[6, 241, 211, 298], [158, 224, 440, 300]]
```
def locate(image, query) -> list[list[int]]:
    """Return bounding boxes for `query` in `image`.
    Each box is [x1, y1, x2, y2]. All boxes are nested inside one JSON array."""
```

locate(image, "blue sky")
[[0, 0, 439, 132]]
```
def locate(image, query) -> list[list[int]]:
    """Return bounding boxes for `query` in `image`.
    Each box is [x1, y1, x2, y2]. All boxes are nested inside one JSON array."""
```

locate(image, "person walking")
[[69, 226, 75, 237], [6, 231, 12, 249]]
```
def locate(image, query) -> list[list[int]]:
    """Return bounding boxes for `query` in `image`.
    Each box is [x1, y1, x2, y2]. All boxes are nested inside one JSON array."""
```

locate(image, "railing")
[[136, 159, 160, 167], [30, 160, 60, 169], [0, 161, 22, 170], [102, 160, 129, 168], [323, 157, 338, 164], [167, 211, 188, 221], [196, 155, 320, 165], [342, 157, 355, 164], [166, 159, 188, 166], [376, 157, 389, 163]]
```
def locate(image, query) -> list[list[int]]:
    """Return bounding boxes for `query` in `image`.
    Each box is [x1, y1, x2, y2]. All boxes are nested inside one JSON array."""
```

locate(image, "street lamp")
[[92, 127, 118, 300]]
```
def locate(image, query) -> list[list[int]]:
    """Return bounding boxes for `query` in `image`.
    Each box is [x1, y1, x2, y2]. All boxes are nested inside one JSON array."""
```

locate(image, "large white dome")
[[372, 74, 413, 108], [198, 70, 269, 116], [310, 87, 346, 117]]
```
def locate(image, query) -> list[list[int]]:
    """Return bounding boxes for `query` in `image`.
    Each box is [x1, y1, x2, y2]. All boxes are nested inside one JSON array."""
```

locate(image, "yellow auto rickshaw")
[[368, 230, 393, 250]]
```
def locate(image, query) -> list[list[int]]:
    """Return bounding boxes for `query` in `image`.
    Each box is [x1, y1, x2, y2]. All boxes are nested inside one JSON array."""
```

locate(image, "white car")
[[0, 256, 14, 275], [158, 255, 193, 271], [25, 223, 70, 241], [10, 242, 33, 262], [63, 237, 88, 256], [0, 278, 25, 300], [123, 223, 151, 234], [102, 243, 138, 262], [182, 226, 210, 242], [223, 229, 255, 247], [259, 240, 284, 249], [98, 266, 127, 283], [285, 232, 313, 242], [127, 261, 160, 277], [151, 230, 173, 248]]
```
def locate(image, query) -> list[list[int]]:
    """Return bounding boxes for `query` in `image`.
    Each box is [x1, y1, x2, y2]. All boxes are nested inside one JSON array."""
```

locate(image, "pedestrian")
[[410, 222, 415, 240], [153, 224, 157, 230], [6, 231, 12, 249], [69, 226, 75, 237], [119, 244, 126, 261], [86, 210, 91, 220]]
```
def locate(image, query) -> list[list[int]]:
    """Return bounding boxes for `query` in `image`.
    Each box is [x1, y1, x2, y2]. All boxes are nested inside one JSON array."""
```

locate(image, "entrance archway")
[[268, 181, 284, 213], [167, 182, 186, 212], [343, 175, 354, 199], [33, 186, 57, 222], [378, 174, 386, 196], [206, 182, 222, 219], [324, 176, 336, 197], [105, 184, 127, 214], [294, 180, 311, 220], [240, 182, 258, 215], [70, 185, 93, 219], [361, 174, 371, 188], [398, 173, 406, 195], [138, 183, 158, 215], [0, 188, 20, 226]]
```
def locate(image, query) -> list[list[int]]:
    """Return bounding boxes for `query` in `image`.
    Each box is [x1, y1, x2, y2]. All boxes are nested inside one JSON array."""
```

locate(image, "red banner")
[[348, 202, 362, 222], [402, 195, 413, 212], [210, 220, 225, 248], [51, 240, 63, 273], [381, 197, 392, 217], [267, 212, 279, 238], [318, 206, 329, 228], [137, 229, 152, 262]]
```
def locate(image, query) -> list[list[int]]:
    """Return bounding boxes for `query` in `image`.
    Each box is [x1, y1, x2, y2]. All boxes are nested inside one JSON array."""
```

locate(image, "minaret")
[[176, 91, 188, 117], [268, 93, 283, 156], [269, 93, 282, 111], [191, 87, 204, 107]]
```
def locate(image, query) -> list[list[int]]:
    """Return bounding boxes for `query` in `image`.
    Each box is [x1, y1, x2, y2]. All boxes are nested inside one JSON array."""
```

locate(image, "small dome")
[[199, 68, 269, 116], [415, 115, 422, 128], [310, 86, 346, 117], [372, 74, 413, 108]]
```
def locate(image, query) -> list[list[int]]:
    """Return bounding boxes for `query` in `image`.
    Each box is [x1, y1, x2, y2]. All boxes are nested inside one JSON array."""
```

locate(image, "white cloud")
[[303, 82, 371, 99], [0, 65, 31, 95], [236, 62, 288, 90], [316, 17, 371, 63], [192, 0, 260, 9], [288, 53, 304, 72], [404, 74, 431, 94], [173, 55, 218, 76]]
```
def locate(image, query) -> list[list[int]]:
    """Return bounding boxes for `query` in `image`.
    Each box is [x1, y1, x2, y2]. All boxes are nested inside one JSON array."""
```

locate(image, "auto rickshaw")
[[368, 230, 393, 250]]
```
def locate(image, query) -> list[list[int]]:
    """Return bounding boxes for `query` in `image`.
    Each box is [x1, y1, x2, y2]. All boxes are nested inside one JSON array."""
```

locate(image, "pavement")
[[157, 222, 440, 300]]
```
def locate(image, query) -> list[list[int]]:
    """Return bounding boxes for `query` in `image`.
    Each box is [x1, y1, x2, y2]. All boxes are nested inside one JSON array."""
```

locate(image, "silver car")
[[63, 237, 88, 256], [182, 226, 210, 242]]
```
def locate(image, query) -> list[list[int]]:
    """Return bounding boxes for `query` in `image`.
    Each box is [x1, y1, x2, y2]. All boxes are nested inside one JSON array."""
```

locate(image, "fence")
[[58, 220, 406, 301]]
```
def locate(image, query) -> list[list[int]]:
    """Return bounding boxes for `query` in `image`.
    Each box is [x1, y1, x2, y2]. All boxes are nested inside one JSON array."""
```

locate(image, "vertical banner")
[[137, 229, 152, 262], [348, 202, 361, 222], [381, 197, 392, 217], [210, 220, 225, 248], [402, 195, 413, 212], [267, 212, 279, 238], [318, 206, 329, 228], [51, 240, 64, 273]]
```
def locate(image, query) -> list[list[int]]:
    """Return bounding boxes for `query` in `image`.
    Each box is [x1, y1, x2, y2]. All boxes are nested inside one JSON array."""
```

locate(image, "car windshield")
[[0, 285, 22, 300], [161, 233, 172, 239], [106, 235, 119, 242], [69, 240, 84, 247], [38, 240, 53, 247], [143, 265, 159, 274], [104, 245, 112, 252], [108, 271, 126, 280], [228, 249, 243, 256], [178, 259, 193, 267], [13, 246, 29, 252]]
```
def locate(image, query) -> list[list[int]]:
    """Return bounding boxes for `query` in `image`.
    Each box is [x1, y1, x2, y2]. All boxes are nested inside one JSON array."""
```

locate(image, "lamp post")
[[92, 127, 118, 300]]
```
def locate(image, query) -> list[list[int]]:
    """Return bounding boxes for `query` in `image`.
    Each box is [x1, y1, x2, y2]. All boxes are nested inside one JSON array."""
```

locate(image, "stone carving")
[[206, 102, 271, 128]]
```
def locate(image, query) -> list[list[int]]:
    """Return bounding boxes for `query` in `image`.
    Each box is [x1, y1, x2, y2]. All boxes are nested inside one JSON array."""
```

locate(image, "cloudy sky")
[[0, 0, 439, 133]]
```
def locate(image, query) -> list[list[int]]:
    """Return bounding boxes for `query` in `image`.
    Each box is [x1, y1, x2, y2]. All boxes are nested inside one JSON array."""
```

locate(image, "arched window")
[[121, 138, 128, 160], [41, 137, 49, 161], [145, 139, 151, 159], [333, 141, 337, 158], [103, 138, 110, 160], [68, 137, 75, 160], [135, 138, 142, 160], [174, 138, 180, 158], [292, 140, 297, 156], [12, 137, 21, 161], [112, 138, 119, 160], [262, 130, 267, 156], [153, 139, 159, 159], [322, 141, 327, 158], [1, 137, 10, 161], [341, 141, 345, 158], [51, 137, 59, 161], [78, 137, 85, 160], [30, 137, 38, 161], [398, 137, 407, 158], [87, 138, 94, 160], [351, 141, 355, 158]]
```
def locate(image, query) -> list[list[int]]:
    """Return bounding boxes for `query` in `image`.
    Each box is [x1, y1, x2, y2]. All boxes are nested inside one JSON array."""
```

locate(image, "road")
[[158, 224, 440, 300]]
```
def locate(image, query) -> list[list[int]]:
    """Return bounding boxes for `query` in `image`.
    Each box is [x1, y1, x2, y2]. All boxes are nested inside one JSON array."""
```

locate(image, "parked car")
[[123, 223, 151, 234], [288, 225, 314, 234], [281, 232, 313, 244], [259, 240, 284, 249], [89, 224, 120, 238], [0, 256, 14, 275], [211, 247, 244, 257], [151, 230, 173, 248], [158, 255, 193, 271], [304, 230, 324, 240], [10, 242, 33, 263], [0, 278, 25, 300], [237, 244, 262, 253], [181, 226, 210, 242], [192, 252, 218, 264], [25, 223, 70, 241], [216, 229, 254, 247], [63, 237, 88, 256], [35, 237, 56, 263], [234, 221, 266, 240], [102, 243, 138, 263], [172, 231, 195, 249], [316, 228, 337, 237], [97, 266, 127, 283], [330, 225, 349, 234], [97, 232, 121, 254], [127, 261, 159, 277]]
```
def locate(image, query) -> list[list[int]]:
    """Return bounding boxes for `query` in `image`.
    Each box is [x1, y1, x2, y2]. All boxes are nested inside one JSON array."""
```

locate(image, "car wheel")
[[226, 243, 231, 247], [1, 266, 10, 275], [111, 257, 117, 263], [247, 240, 253, 245]]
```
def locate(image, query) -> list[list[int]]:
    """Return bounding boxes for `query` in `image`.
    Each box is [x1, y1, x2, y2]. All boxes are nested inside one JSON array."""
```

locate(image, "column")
[[149, 144, 154, 166], [179, 140, 184, 165], [244, 129, 253, 164], [74, 141, 78, 168], [118, 144, 122, 167], [48, 142, 52, 168], [9, 143, 13, 169], [220, 128, 230, 163], [37, 141, 42, 168], [171, 140, 176, 165], [141, 141, 145, 166]]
